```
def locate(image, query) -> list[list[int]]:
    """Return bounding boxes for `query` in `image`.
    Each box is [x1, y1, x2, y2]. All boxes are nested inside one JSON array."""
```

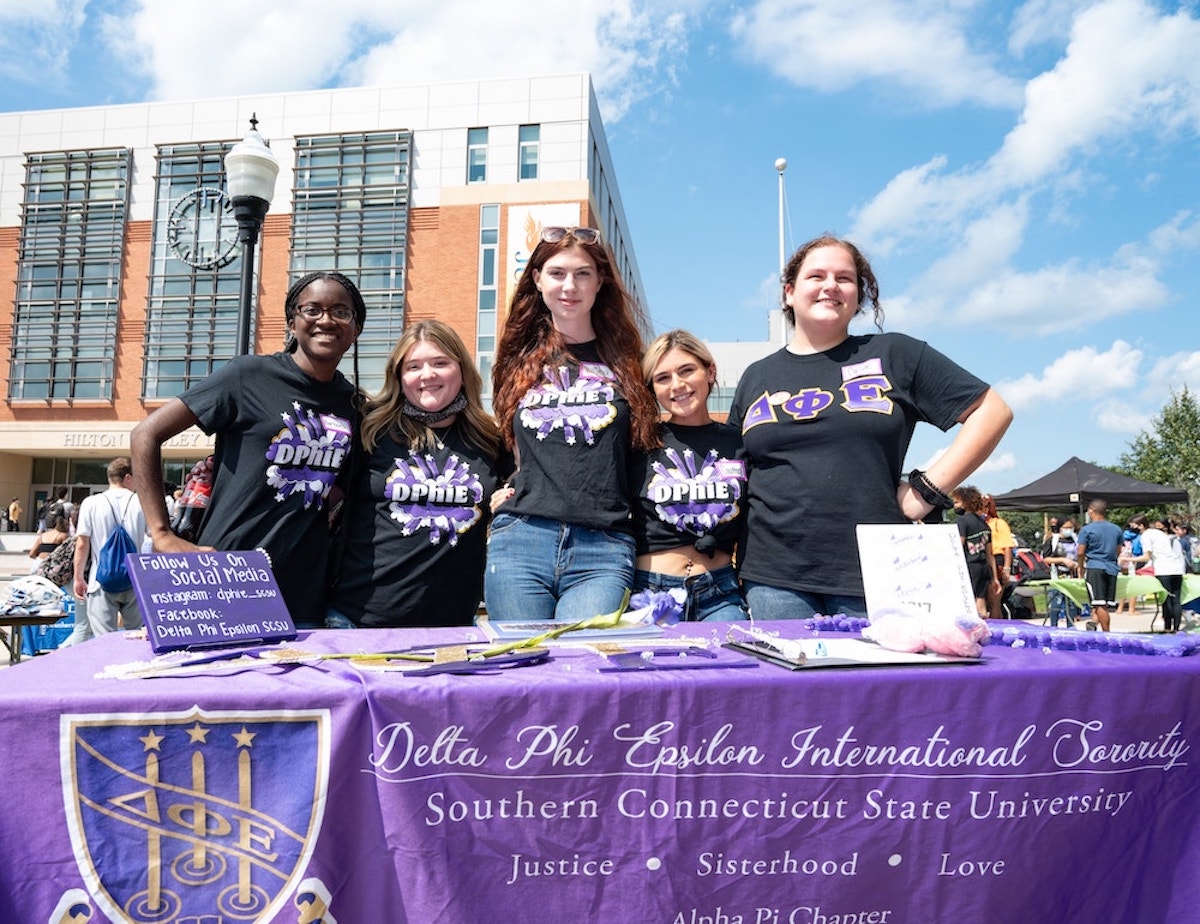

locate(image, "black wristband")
[[908, 469, 954, 509]]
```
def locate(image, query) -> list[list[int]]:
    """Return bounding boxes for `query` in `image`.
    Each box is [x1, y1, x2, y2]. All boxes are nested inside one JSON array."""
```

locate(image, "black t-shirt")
[[181, 352, 358, 627], [329, 423, 510, 627], [629, 421, 746, 556], [957, 512, 992, 563], [726, 333, 987, 597], [502, 341, 635, 532]]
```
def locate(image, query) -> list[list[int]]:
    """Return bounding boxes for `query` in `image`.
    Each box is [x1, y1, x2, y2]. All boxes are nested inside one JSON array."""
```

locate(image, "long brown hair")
[[492, 235, 659, 451], [361, 320, 500, 459]]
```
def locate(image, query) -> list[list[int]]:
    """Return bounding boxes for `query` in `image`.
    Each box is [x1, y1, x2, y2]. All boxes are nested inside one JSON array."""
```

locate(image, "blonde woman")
[[630, 330, 748, 621], [326, 321, 510, 627]]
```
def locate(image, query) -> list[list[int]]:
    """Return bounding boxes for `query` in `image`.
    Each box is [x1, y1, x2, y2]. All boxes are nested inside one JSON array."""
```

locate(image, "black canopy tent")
[[990, 456, 1189, 512]]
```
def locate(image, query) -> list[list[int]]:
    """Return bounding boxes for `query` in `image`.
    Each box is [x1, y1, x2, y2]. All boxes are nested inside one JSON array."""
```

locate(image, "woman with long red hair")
[[486, 226, 660, 622]]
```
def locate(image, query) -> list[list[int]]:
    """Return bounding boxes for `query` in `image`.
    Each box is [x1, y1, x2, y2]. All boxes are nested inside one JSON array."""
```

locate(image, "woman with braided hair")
[[132, 271, 365, 628]]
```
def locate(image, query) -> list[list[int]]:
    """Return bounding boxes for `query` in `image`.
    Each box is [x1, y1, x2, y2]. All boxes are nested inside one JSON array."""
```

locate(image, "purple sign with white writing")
[[128, 549, 296, 652]]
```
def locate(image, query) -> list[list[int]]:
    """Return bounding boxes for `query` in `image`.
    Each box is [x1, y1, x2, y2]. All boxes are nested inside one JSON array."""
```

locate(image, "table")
[[0, 611, 65, 664], [1, 624, 1198, 922], [1049, 574, 1169, 608]]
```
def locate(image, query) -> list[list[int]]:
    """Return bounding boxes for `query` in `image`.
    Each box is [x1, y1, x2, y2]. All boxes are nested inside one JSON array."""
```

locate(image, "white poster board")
[[856, 523, 977, 620]]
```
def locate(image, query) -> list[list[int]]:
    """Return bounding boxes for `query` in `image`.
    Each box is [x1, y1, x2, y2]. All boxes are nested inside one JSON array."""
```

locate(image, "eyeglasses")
[[540, 226, 601, 245], [296, 304, 356, 323]]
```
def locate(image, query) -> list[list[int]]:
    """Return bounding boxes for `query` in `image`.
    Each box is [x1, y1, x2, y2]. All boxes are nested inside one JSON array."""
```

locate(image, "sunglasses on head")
[[540, 226, 601, 245]]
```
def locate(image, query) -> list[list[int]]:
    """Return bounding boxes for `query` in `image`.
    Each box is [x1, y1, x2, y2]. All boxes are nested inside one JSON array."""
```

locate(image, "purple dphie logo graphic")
[[61, 708, 329, 923], [265, 402, 352, 508], [518, 361, 617, 445], [385, 452, 485, 545], [648, 447, 743, 536]]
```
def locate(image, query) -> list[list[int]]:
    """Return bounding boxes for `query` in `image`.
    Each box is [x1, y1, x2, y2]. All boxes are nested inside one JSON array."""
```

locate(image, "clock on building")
[[167, 186, 240, 269]]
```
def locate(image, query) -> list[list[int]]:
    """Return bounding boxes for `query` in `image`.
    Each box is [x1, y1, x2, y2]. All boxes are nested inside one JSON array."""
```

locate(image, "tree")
[[1118, 386, 1200, 522]]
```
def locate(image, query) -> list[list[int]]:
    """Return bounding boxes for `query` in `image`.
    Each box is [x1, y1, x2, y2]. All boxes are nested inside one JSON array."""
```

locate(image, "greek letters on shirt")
[[647, 447, 745, 537], [518, 361, 618, 445], [264, 402, 353, 508], [740, 357, 895, 432], [385, 451, 485, 546]]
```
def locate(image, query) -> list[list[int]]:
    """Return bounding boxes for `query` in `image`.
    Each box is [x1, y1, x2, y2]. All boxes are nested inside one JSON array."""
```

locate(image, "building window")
[[518, 124, 540, 181], [143, 142, 246, 398], [477, 204, 499, 408], [8, 148, 131, 400], [467, 127, 488, 183], [291, 130, 412, 393]]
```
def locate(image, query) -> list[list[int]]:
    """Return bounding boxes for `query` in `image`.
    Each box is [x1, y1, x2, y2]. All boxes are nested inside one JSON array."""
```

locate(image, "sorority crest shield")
[[61, 707, 330, 923]]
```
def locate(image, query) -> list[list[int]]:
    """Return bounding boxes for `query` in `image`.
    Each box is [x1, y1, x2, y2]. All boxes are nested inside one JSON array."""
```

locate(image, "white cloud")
[[1095, 404, 1152, 434], [97, 0, 696, 123], [1008, 0, 1089, 55], [852, 0, 1200, 253], [996, 340, 1143, 411], [0, 0, 86, 87], [993, 0, 1200, 183], [977, 451, 1018, 475], [729, 0, 1024, 108], [890, 210, 1198, 338]]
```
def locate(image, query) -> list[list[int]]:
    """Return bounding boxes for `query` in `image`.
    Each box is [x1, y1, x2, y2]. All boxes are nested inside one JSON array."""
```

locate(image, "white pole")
[[775, 157, 788, 344]]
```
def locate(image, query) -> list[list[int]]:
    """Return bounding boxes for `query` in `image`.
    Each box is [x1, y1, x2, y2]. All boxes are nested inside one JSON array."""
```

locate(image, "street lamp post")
[[774, 157, 788, 345], [224, 115, 280, 356]]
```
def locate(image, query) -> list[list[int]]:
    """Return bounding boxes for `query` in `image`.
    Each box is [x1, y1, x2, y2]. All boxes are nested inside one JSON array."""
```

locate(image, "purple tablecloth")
[[1, 623, 1197, 923]]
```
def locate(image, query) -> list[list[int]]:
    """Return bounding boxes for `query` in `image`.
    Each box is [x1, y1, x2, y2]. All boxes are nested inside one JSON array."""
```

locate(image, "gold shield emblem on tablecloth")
[[60, 707, 330, 923]]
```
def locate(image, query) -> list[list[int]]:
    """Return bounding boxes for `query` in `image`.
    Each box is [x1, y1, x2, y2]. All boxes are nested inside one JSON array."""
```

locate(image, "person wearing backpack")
[[72, 457, 148, 635]]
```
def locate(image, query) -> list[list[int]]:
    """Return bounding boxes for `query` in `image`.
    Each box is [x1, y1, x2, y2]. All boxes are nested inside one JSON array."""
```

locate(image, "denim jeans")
[[743, 580, 869, 621], [633, 565, 748, 622], [1046, 589, 1079, 627], [485, 513, 635, 622]]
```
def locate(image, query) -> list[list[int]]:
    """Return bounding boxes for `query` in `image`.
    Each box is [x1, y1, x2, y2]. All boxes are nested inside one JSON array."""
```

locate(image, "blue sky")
[[3, 0, 1199, 495]]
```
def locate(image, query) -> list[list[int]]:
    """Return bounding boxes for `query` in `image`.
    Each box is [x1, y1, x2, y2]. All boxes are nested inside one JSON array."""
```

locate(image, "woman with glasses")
[[727, 235, 1012, 621], [629, 330, 749, 621], [325, 320, 511, 628], [131, 271, 365, 629], [486, 226, 661, 622]]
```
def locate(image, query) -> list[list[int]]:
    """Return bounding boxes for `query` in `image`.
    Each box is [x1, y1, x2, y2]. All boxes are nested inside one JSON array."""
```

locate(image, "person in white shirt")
[[1122, 514, 1186, 633], [72, 457, 148, 636]]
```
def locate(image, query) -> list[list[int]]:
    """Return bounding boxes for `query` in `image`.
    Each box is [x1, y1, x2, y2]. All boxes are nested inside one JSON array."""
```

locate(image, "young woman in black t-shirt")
[[629, 330, 748, 621], [485, 226, 660, 622]]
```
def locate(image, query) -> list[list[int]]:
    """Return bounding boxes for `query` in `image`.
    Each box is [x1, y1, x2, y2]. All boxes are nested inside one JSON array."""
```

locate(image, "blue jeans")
[[743, 581, 869, 621], [485, 513, 635, 622], [633, 565, 748, 622], [1047, 589, 1078, 627]]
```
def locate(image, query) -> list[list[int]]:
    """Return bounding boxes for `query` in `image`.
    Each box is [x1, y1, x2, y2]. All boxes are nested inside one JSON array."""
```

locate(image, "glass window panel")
[[468, 151, 486, 183]]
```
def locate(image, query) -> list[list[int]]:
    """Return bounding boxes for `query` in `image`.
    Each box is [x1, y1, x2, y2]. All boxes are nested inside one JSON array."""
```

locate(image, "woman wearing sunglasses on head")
[[630, 330, 749, 621], [486, 226, 661, 622], [132, 271, 365, 629], [325, 320, 511, 628]]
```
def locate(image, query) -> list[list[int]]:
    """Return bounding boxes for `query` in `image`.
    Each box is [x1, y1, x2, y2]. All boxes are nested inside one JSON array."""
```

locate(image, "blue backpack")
[[95, 495, 138, 593]]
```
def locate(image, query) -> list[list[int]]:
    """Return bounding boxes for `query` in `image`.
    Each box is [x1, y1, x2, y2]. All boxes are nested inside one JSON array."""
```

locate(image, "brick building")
[[0, 74, 644, 526]]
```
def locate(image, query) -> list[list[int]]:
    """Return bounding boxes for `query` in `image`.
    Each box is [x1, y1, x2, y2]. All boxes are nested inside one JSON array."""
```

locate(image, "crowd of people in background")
[[8, 229, 1188, 641]]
